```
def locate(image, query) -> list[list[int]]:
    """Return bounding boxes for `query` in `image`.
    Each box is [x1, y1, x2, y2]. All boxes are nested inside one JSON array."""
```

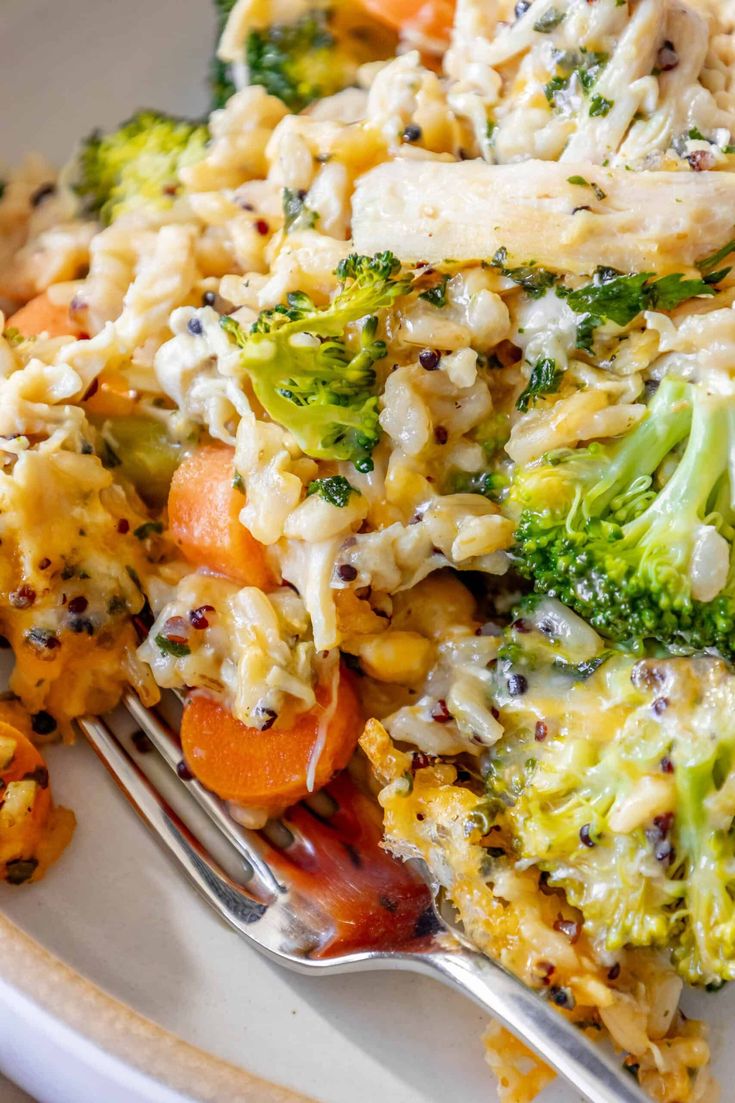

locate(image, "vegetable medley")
[[3, 0, 735, 1098]]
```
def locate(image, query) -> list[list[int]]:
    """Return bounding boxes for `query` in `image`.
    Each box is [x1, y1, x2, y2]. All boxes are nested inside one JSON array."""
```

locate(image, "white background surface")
[[0, 3, 731, 1102]]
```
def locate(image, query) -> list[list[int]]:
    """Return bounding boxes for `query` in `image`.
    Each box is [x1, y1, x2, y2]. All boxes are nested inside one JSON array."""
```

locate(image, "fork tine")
[[122, 690, 282, 898], [78, 714, 270, 930]]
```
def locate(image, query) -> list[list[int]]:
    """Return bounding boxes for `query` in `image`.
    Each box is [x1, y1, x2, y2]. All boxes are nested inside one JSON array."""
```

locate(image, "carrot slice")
[[359, 0, 454, 42], [167, 444, 275, 589], [181, 670, 363, 814], [6, 292, 82, 339]]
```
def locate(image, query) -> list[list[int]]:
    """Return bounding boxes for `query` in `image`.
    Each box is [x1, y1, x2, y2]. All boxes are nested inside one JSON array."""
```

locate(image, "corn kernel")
[[350, 631, 434, 684]]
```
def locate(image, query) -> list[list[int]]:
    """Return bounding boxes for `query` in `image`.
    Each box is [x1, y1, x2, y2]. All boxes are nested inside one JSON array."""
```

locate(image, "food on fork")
[[3, 0, 735, 1098]]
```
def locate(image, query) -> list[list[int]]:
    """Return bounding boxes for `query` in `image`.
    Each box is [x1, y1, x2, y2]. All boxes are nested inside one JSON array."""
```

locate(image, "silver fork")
[[78, 692, 648, 1103]]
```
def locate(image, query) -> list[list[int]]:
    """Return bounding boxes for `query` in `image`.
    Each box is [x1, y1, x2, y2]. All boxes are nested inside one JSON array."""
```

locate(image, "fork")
[[78, 691, 648, 1103]]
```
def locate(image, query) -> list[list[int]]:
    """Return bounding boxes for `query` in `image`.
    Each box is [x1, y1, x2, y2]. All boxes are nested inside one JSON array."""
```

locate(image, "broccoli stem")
[[623, 394, 730, 559], [675, 753, 735, 983], [585, 377, 692, 519]]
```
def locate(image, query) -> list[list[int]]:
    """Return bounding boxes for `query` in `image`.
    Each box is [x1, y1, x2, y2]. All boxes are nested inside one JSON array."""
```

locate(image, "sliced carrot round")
[[167, 443, 275, 590], [181, 670, 363, 814], [359, 0, 454, 43], [7, 292, 82, 339]]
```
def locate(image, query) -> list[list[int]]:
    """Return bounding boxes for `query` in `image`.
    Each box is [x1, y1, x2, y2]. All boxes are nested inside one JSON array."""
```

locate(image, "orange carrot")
[[181, 670, 363, 814], [7, 292, 82, 339], [359, 0, 454, 43], [167, 444, 275, 590]]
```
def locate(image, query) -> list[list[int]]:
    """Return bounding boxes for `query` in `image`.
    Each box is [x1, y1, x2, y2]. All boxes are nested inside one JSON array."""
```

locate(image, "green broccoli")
[[510, 376, 735, 656], [211, 0, 238, 108], [222, 252, 412, 471], [73, 111, 209, 225], [487, 601, 735, 985], [211, 4, 394, 112]]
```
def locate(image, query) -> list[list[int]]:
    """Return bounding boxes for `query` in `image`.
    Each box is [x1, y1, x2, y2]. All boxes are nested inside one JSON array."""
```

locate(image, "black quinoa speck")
[[68, 595, 89, 615], [31, 711, 57, 736], [69, 616, 95, 635], [177, 759, 194, 781], [187, 317, 204, 336], [579, 823, 595, 848], [434, 425, 448, 445], [402, 124, 422, 142], [202, 290, 216, 307], [337, 563, 358, 582], [419, 348, 441, 370], [256, 707, 278, 731], [507, 673, 528, 697]]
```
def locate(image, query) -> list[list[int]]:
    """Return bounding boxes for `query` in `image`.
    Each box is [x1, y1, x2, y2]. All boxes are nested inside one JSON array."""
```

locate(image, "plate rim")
[[0, 910, 315, 1103]]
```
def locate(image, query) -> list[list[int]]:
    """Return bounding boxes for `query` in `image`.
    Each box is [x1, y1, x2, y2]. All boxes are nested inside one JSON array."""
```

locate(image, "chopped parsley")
[[561, 267, 718, 339], [419, 273, 451, 308], [307, 475, 360, 507], [232, 471, 245, 493], [282, 186, 318, 232], [589, 94, 614, 118], [533, 7, 565, 32], [491, 247, 558, 299], [567, 175, 606, 201], [516, 358, 563, 412], [552, 652, 613, 680], [544, 50, 608, 108], [154, 634, 191, 658], [697, 236, 735, 281]]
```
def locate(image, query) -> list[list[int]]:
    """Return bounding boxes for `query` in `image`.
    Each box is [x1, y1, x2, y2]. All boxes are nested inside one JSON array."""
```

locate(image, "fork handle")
[[416, 948, 649, 1103]]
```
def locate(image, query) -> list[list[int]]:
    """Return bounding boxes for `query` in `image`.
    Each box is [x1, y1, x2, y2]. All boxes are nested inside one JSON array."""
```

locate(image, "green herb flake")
[[491, 247, 558, 299], [563, 267, 716, 330], [589, 94, 614, 118], [155, 633, 191, 658], [567, 175, 606, 200], [516, 358, 563, 412], [306, 475, 360, 507], [419, 273, 451, 308], [282, 186, 317, 232], [698, 236, 735, 276], [552, 652, 612, 680], [533, 7, 565, 33], [232, 471, 245, 493]]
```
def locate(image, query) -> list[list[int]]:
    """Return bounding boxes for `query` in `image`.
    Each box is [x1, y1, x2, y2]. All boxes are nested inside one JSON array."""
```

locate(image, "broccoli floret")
[[222, 252, 412, 472], [487, 602, 735, 985], [247, 11, 345, 112], [211, 3, 396, 111], [510, 376, 735, 656], [73, 111, 209, 225]]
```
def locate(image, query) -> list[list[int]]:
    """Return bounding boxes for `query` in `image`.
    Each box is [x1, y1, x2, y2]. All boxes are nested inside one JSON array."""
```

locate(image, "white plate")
[[0, 4, 732, 1102]]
